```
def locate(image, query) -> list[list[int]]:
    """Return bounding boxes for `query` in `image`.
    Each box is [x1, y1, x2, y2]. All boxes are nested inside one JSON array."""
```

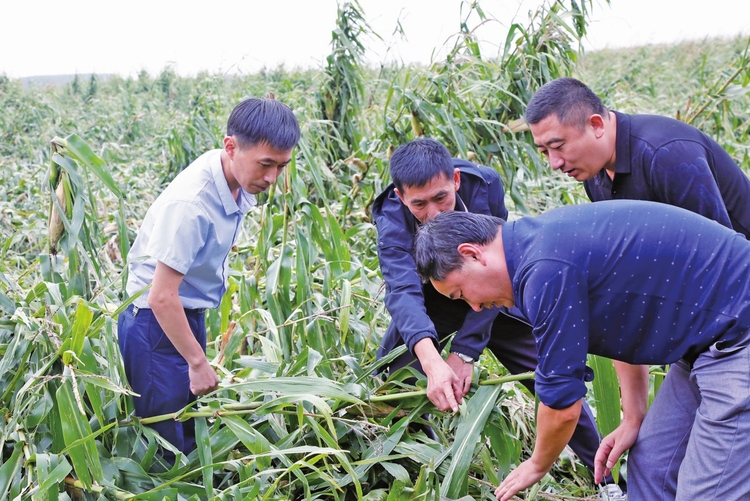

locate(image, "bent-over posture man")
[[525, 77, 750, 238], [525, 76, 750, 499], [119, 98, 300, 459], [415, 202, 750, 501], [374, 137, 624, 498]]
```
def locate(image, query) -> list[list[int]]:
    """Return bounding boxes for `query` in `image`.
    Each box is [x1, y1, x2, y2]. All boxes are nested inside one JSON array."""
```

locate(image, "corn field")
[[1, 1, 749, 499]]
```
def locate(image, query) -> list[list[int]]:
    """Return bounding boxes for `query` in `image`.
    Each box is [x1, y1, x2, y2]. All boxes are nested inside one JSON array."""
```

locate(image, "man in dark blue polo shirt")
[[373, 138, 622, 497], [524, 77, 750, 499], [414, 202, 750, 501], [524, 77, 750, 238]]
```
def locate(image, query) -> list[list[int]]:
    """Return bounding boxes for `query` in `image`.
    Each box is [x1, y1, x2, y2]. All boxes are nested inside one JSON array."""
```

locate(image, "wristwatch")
[[452, 351, 475, 364]]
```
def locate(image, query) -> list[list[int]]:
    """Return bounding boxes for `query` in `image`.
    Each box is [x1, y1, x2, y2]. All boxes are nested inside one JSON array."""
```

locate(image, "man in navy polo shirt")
[[373, 138, 623, 498], [119, 98, 300, 459], [414, 203, 750, 501], [524, 77, 750, 238]]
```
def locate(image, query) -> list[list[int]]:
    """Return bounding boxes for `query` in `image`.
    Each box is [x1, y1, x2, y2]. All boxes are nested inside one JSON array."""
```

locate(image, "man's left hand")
[[494, 459, 548, 501], [446, 353, 473, 397]]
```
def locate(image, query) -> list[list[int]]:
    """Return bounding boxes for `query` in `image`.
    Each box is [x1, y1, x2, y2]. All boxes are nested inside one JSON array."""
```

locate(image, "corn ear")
[[410, 110, 423, 137], [507, 117, 530, 133], [48, 174, 68, 254], [349, 158, 367, 172]]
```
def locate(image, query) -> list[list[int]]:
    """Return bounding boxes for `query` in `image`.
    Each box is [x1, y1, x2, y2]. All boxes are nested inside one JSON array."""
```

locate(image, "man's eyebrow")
[[260, 156, 291, 164], [407, 190, 446, 204], [535, 136, 564, 148]]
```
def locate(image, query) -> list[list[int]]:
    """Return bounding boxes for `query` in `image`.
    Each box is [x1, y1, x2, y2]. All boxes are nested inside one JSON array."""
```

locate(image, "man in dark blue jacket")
[[373, 138, 623, 498]]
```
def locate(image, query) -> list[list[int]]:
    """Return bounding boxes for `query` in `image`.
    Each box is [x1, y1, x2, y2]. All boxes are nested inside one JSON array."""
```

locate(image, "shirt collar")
[[613, 110, 633, 174], [210, 150, 256, 216], [454, 193, 468, 212]]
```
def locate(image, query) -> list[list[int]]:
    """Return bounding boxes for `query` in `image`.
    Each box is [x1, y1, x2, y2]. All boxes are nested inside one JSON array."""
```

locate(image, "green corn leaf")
[[219, 415, 272, 469], [442, 384, 502, 498], [0, 289, 15, 315], [225, 376, 363, 405], [195, 417, 214, 498], [33, 453, 71, 501], [381, 461, 410, 483], [69, 299, 93, 358], [55, 374, 104, 489], [59, 133, 122, 197], [0, 442, 24, 499], [485, 414, 521, 481], [339, 278, 351, 346], [589, 355, 621, 437]]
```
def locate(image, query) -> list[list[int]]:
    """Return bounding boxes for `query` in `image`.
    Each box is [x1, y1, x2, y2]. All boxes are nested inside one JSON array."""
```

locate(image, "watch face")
[[455, 352, 474, 363]]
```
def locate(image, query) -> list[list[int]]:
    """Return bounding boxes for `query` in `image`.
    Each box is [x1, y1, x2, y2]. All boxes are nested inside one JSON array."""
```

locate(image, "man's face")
[[529, 114, 606, 182], [396, 169, 460, 223], [224, 137, 293, 194], [431, 245, 515, 312]]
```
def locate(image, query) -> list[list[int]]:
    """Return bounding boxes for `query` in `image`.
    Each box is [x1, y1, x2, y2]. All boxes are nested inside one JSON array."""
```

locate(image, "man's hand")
[[494, 459, 548, 501], [414, 338, 462, 412], [446, 353, 473, 398], [594, 361, 648, 483], [495, 400, 581, 500], [594, 419, 640, 483], [188, 358, 220, 396]]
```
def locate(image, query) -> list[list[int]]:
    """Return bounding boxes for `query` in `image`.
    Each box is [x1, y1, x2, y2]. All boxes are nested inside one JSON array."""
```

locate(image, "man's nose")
[[549, 152, 564, 170], [265, 168, 282, 184], [424, 206, 442, 222], [468, 301, 482, 312]]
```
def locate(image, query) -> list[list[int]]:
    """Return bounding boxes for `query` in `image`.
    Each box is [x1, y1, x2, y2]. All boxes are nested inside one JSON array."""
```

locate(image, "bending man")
[[415, 203, 750, 501]]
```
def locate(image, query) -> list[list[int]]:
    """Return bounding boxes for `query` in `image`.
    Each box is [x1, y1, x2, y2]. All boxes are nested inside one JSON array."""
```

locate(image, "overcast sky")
[[1, 0, 748, 78]]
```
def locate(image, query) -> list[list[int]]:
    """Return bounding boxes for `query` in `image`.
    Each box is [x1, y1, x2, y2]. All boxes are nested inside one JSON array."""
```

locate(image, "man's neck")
[[602, 110, 618, 179]]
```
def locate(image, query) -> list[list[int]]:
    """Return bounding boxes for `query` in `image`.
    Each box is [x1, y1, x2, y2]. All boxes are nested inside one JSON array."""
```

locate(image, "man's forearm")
[[149, 292, 207, 366], [530, 400, 583, 471], [612, 361, 648, 425], [413, 337, 443, 371], [148, 262, 207, 367]]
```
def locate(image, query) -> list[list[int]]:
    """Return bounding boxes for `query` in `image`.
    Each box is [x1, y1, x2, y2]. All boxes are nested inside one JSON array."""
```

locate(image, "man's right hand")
[[188, 358, 220, 396], [414, 338, 462, 412]]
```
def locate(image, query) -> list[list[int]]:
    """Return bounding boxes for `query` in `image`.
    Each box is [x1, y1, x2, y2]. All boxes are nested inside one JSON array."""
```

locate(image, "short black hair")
[[415, 211, 504, 282], [226, 98, 300, 150], [525, 78, 608, 130], [389, 138, 454, 193]]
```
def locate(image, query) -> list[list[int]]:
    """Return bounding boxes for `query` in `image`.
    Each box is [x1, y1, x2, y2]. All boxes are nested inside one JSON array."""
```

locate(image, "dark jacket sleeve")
[[374, 187, 439, 353], [449, 161, 508, 359]]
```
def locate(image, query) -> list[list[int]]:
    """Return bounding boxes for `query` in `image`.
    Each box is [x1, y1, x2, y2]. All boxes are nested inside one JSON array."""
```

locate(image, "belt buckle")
[[132, 305, 140, 316]]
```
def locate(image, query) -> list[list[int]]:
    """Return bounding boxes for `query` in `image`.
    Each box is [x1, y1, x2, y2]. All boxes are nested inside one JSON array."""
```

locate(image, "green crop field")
[[1, 1, 749, 499]]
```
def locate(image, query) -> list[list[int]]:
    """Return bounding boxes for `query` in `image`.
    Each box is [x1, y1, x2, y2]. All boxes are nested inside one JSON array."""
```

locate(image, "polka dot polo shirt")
[[502, 199, 750, 409]]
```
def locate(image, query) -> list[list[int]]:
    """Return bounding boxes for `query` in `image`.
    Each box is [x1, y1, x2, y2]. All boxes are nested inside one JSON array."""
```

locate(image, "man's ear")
[[394, 187, 405, 204], [456, 243, 485, 264], [453, 168, 461, 192], [223, 136, 237, 158], [589, 114, 606, 138]]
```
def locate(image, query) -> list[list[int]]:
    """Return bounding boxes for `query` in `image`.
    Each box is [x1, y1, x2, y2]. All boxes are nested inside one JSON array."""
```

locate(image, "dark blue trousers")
[[387, 310, 625, 491], [118, 304, 206, 458]]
